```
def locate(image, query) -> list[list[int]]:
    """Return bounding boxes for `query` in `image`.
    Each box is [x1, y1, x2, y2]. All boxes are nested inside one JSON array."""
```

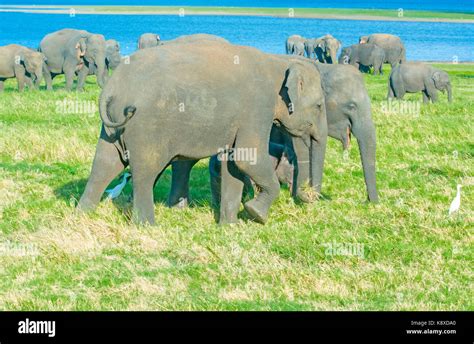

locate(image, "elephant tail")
[[99, 93, 137, 128]]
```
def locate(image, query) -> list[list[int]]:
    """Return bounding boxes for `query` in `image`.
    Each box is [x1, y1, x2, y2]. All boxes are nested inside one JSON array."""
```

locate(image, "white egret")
[[448, 184, 462, 216], [106, 172, 131, 200]]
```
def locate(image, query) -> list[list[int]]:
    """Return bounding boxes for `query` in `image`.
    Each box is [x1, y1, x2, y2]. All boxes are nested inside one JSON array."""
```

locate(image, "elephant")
[[79, 39, 122, 83], [286, 35, 306, 56], [137, 33, 161, 49], [77, 38, 326, 225], [388, 62, 452, 103], [312, 34, 341, 64], [338, 43, 385, 75], [359, 33, 406, 68], [39, 29, 107, 91], [304, 38, 319, 59], [0, 44, 45, 92]]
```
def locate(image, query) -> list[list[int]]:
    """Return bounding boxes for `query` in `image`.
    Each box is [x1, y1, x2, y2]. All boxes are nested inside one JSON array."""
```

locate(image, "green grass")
[[0, 62, 473, 310]]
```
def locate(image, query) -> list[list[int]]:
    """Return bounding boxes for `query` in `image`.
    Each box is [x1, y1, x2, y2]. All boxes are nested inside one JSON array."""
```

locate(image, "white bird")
[[106, 172, 131, 200], [448, 184, 462, 216]]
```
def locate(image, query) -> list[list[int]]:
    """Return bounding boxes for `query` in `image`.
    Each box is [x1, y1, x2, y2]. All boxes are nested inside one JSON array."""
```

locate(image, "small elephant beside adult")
[[359, 33, 406, 68], [79, 39, 122, 83], [388, 62, 452, 103], [305, 34, 341, 64], [338, 43, 385, 75], [40, 28, 108, 91], [0, 44, 45, 92], [286, 35, 306, 56], [78, 37, 326, 225]]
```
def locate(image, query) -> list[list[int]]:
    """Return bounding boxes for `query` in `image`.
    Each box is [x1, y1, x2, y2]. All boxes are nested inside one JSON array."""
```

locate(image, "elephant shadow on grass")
[[55, 163, 215, 221]]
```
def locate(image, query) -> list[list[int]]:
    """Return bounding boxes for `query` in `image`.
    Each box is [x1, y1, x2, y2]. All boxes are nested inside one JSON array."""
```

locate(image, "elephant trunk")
[[351, 111, 379, 203], [447, 84, 452, 102], [95, 56, 107, 88], [330, 49, 337, 64], [310, 111, 328, 194], [34, 66, 43, 89]]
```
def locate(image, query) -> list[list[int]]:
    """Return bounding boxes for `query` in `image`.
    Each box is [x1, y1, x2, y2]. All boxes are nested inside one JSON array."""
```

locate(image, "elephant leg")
[[168, 160, 198, 208], [387, 85, 395, 99], [428, 89, 438, 103], [422, 91, 429, 104], [14, 65, 26, 92], [130, 149, 170, 225], [76, 66, 89, 92], [78, 127, 127, 211], [43, 65, 53, 91], [63, 61, 77, 91], [219, 158, 245, 224], [234, 134, 279, 224]]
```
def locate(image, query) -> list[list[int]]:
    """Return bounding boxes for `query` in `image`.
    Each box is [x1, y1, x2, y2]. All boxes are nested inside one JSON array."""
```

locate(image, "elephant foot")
[[170, 197, 189, 209], [76, 198, 97, 213], [244, 199, 269, 224], [296, 187, 319, 203]]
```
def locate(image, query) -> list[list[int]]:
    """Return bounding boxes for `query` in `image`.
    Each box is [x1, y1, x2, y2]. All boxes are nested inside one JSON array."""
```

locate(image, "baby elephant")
[[0, 44, 45, 92], [388, 62, 452, 103], [338, 43, 385, 75]]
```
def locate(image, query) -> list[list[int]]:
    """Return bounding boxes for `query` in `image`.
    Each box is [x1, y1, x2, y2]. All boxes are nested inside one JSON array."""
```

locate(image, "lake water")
[[2, 1, 474, 13], [1, 12, 473, 61]]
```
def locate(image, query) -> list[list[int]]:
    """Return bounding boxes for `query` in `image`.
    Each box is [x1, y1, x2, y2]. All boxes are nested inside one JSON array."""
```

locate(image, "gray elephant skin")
[[0, 44, 45, 91], [359, 33, 406, 68], [40, 28, 107, 91], [286, 35, 306, 56], [78, 38, 325, 225], [338, 43, 385, 75], [137, 33, 161, 49], [388, 62, 452, 103]]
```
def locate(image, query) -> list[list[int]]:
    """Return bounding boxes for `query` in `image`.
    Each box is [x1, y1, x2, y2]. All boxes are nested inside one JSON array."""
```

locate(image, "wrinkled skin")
[[137, 33, 161, 49], [81, 39, 122, 84], [0, 44, 45, 91], [338, 43, 385, 75], [359, 33, 406, 68], [78, 37, 325, 225], [388, 62, 452, 103], [313, 34, 341, 64], [40, 29, 107, 91], [286, 35, 306, 56]]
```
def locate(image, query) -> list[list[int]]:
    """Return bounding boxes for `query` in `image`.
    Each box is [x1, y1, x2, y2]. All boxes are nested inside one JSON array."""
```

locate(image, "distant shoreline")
[[0, 5, 473, 23]]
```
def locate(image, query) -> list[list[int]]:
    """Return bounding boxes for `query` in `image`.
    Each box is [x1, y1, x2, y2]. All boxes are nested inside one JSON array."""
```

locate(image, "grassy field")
[[2, 6, 474, 22], [0, 62, 473, 311]]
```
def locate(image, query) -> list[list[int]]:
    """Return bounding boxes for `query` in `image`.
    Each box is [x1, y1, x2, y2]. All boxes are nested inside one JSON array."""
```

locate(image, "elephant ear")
[[285, 62, 305, 114], [75, 39, 87, 57], [431, 71, 442, 88]]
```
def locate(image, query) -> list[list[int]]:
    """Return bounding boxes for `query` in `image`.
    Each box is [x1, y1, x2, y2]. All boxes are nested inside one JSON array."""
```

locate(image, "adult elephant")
[[388, 62, 452, 103], [40, 28, 107, 91], [78, 39, 325, 225], [80, 39, 122, 82], [338, 43, 385, 75], [0, 44, 45, 92], [286, 35, 306, 56], [359, 33, 406, 68], [313, 34, 341, 64], [137, 33, 161, 49]]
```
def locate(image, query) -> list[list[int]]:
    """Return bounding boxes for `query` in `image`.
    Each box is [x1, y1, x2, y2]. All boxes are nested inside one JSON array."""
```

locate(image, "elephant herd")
[[0, 29, 454, 225], [286, 33, 452, 103]]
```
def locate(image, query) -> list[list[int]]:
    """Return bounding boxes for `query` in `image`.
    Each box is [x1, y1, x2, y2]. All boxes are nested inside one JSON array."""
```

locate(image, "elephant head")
[[359, 35, 369, 44], [323, 35, 341, 64], [19, 49, 45, 88], [338, 47, 352, 65], [280, 62, 327, 144], [432, 70, 452, 102], [80, 34, 107, 88], [105, 39, 122, 71]]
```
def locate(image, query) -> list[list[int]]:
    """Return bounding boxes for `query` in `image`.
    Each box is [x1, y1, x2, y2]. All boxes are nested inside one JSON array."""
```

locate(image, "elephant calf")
[[0, 44, 45, 92], [339, 43, 385, 75], [388, 62, 452, 103], [359, 33, 406, 68], [137, 33, 161, 49], [286, 35, 306, 56]]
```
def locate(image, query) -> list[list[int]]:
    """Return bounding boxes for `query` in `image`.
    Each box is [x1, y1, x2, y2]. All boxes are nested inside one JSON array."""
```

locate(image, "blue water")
[[1, 1, 473, 13], [1, 12, 473, 61]]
